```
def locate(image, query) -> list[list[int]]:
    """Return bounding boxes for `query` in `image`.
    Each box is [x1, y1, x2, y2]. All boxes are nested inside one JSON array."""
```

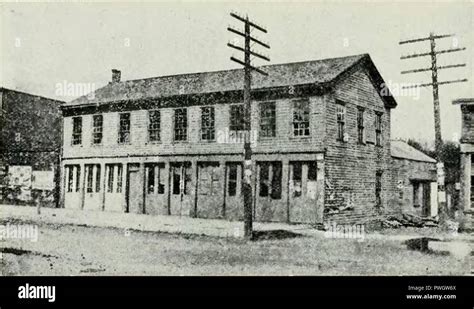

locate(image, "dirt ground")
[[1, 218, 472, 276]]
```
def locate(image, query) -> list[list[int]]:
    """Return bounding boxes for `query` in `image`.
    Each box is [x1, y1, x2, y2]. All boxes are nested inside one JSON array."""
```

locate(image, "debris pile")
[[382, 213, 438, 228]]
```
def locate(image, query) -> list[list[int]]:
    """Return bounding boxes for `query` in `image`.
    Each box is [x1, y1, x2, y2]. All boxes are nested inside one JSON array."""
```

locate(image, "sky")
[[1, 1, 473, 145]]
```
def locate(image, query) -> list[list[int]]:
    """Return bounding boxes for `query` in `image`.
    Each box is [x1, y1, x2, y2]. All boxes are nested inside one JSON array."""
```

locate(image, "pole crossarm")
[[401, 78, 468, 89], [227, 43, 270, 61], [401, 63, 466, 74], [230, 12, 267, 33], [230, 57, 268, 76], [399, 34, 454, 45], [227, 27, 270, 49], [400, 47, 466, 60]]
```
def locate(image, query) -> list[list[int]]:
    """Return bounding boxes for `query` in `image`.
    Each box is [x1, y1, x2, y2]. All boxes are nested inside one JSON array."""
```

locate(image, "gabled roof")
[[391, 140, 436, 163], [65, 53, 397, 108]]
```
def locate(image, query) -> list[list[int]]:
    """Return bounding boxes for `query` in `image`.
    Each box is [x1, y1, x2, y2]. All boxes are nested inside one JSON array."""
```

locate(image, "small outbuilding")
[[391, 140, 437, 217]]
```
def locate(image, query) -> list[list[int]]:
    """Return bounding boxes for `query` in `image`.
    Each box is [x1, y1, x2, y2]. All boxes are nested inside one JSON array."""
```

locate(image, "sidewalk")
[[0, 204, 318, 239]]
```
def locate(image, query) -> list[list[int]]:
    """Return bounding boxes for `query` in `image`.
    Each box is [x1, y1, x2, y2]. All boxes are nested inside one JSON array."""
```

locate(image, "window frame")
[[336, 102, 346, 142], [118, 112, 131, 144], [71, 117, 82, 145], [173, 108, 188, 142], [292, 99, 310, 138], [200, 106, 215, 141], [259, 101, 276, 139], [375, 112, 383, 147], [148, 110, 161, 143], [357, 107, 365, 144], [229, 104, 245, 132], [92, 114, 103, 145]]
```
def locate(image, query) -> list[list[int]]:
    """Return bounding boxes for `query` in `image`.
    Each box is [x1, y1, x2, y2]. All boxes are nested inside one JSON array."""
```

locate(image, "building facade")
[[454, 98, 474, 230], [0, 88, 63, 207], [391, 140, 437, 217], [61, 54, 399, 225]]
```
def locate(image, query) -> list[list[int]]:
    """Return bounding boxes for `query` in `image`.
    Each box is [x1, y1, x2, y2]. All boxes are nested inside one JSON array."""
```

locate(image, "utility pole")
[[227, 12, 270, 239], [399, 33, 467, 220]]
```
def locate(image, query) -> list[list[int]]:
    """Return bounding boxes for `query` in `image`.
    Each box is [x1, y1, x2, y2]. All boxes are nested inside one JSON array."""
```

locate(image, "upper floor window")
[[293, 99, 310, 137], [229, 104, 245, 132], [92, 115, 103, 145], [201, 106, 215, 141], [72, 117, 82, 145], [118, 113, 131, 144], [357, 107, 365, 144], [148, 110, 161, 142], [375, 112, 383, 146], [174, 108, 187, 141], [259, 102, 276, 138], [336, 103, 345, 141]]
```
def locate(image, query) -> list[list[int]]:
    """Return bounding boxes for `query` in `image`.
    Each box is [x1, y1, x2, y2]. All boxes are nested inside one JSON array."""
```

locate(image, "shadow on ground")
[[252, 229, 303, 240]]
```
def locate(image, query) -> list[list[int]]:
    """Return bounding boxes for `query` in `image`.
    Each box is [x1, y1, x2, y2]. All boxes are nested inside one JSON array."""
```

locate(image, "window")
[[198, 163, 220, 196], [85, 164, 101, 193], [72, 117, 82, 145], [290, 161, 317, 198], [375, 170, 382, 207], [357, 108, 365, 144], [375, 112, 383, 146], [201, 106, 215, 141], [229, 104, 245, 132], [66, 165, 80, 193], [118, 113, 131, 144], [107, 165, 114, 193], [293, 100, 310, 137], [259, 102, 276, 138], [171, 163, 191, 195], [106, 164, 123, 193], [336, 103, 345, 141], [92, 115, 103, 144], [148, 110, 161, 142], [174, 108, 187, 141], [258, 162, 282, 199], [146, 163, 165, 194]]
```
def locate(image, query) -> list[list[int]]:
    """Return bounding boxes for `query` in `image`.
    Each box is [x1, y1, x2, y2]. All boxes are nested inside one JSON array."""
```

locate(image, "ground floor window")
[[375, 170, 383, 207], [85, 164, 101, 193], [226, 163, 242, 197], [106, 164, 123, 193], [258, 161, 282, 199], [289, 161, 317, 198], [171, 162, 192, 195], [146, 163, 165, 194], [65, 165, 80, 193], [198, 162, 220, 196]]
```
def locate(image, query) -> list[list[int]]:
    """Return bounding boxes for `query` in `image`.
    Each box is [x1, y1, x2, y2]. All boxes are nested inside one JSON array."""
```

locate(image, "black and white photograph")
[[0, 0, 473, 306]]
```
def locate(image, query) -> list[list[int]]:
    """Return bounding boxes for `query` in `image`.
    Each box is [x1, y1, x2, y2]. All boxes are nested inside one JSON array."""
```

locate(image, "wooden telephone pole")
[[227, 12, 270, 239], [399, 33, 467, 220]]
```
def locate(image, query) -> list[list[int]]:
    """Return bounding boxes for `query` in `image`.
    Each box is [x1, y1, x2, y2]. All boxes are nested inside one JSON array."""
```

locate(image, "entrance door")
[[169, 162, 193, 216], [288, 161, 318, 223], [225, 162, 243, 220], [422, 182, 431, 217], [197, 162, 224, 219], [126, 163, 143, 214]]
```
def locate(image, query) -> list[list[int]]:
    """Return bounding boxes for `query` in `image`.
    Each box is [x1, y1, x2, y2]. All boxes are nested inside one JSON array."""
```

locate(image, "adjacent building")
[[60, 54, 401, 226], [453, 98, 474, 230], [0, 87, 63, 207], [391, 140, 437, 217]]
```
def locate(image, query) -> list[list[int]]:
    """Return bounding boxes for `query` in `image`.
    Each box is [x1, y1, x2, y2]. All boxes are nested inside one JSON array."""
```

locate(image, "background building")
[[0, 87, 63, 207], [454, 98, 474, 230]]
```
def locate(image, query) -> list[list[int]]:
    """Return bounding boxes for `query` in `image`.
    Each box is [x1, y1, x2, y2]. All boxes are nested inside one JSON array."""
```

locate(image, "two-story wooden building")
[[60, 54, 399, 226]]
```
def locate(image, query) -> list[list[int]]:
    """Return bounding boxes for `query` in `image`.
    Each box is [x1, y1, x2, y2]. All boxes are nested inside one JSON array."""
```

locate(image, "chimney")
[[111, 69, 121, 83]]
